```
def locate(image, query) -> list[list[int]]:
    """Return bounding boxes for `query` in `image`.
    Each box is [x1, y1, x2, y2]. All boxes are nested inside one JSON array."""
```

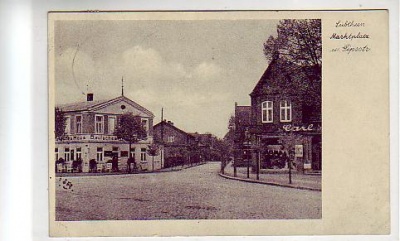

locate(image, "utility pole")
[[257, 149, 260, 180], [161, 108, 164, 167], [121, 76, 124, 96]]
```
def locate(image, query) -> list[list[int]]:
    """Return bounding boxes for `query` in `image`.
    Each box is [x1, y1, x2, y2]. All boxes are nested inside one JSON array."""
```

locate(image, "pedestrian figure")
[[89, 159, 97, 173], [112, 155, 119, 172], [127, 156, 135, 173]]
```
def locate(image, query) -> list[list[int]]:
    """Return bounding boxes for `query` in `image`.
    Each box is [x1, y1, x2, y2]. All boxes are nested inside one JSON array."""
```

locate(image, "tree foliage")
[[264, 19, 322, 67], [55, 107, 66, 140], [262, 19, 322, 110], [114, 113, 147, 144]]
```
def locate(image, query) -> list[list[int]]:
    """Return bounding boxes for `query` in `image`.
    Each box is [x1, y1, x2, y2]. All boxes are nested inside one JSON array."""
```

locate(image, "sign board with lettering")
[[295, 145, 303, 157]]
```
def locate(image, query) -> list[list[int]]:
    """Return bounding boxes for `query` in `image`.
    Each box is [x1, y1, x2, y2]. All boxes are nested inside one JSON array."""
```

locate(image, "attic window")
[[121, 105, 126, 110]]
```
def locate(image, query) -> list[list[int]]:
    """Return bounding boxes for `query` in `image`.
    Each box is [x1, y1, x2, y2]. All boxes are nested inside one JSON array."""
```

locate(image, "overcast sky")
[[54, 20, 279, 138]]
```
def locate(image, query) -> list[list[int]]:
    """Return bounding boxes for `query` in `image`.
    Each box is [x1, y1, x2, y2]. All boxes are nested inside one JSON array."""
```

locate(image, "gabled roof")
[[57, 95, 154, 117], [154, 121, 195, 138], [235, 105, 251, 126], [250, 57, 321, 97]]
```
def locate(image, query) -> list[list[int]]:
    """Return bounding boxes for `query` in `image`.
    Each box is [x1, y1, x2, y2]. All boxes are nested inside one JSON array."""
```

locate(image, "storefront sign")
[[295, 145, 303, 157], [282, 124, 318, 132], [104, 151, 114, 157]]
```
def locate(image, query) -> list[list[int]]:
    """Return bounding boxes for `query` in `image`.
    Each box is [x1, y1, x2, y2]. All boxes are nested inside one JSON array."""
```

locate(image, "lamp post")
[[244, 127, 251, 179]]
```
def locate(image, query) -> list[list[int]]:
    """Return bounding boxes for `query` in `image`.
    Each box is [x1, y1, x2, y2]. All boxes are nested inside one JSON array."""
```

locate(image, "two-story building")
[[235, 57, 322, 172], [55, 93, 163, 172], [153, 120, 198, 167]]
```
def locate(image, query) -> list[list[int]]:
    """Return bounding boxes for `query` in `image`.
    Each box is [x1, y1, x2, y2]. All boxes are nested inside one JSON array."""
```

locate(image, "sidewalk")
[[221, 163, 321, 191], [55, 162, 206, 177]]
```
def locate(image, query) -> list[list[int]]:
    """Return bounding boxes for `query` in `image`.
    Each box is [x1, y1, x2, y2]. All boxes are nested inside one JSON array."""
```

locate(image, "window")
[[280, 100, 292, 122], [261, 101, 273, 123], [95, 115, 104, 134], [141, 118, 149, 135], [76, 147, 82, 160], [167, 136, 175, 143], [64, 148, 70, 161], [75, 115, 82, 133], [70, 149, 75, 161], [140, 148, 147, 161], [55, 148, 58, 162], [65, 116, 71, 134], [108, 116, 116, 134], [97, 147, 103, 162], [130, 148, 135, 158]]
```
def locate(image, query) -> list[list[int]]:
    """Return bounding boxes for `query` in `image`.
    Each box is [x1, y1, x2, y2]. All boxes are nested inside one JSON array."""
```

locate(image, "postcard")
[[48, 10, 389, 236]]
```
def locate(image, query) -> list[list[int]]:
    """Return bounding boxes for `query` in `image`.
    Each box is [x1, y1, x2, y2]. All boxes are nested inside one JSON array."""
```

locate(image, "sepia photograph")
[[48, 10, 391, 237], [52, 15, 322, 221]]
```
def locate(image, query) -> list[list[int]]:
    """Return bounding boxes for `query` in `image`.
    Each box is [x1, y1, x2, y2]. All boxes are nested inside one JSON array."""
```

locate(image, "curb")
[[218, 173, 321, 192], [55, 163, 206, 177]]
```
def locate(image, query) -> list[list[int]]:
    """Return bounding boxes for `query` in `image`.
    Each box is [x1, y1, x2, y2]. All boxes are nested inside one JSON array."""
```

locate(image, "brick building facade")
[[234, 57, 322, 172]]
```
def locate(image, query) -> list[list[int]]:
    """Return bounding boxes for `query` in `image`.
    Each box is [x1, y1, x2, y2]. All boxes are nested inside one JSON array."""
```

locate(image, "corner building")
[[55, 94, 163, 172], [235, 57, 322, 172]]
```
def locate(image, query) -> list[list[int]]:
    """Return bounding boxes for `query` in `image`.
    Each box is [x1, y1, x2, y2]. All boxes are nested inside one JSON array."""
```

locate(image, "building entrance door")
[[312, 137, 322, 170]]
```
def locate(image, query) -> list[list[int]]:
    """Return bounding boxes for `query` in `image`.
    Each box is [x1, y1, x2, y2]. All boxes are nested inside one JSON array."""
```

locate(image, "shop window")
[[64, 148, 70, 161], [261, 101, 273, 123], [280, 100, 292, 122], [141, 148, 147, 161], [95, 115, 104, 134], [76, 147, 82, 160], [97, 147, 103, 162], [70, 149, 75, 161], [76, 115, 82, 134]]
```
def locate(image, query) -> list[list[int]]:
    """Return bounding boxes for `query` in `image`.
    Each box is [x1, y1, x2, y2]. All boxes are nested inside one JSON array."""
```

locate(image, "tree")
[[147, 143, 160, 172], [262, 19, 322, 110], [114, 113, 147, 169], [223, 115, 235, 155], [55, 107, 66, 141], [263, 19, 321, 68]]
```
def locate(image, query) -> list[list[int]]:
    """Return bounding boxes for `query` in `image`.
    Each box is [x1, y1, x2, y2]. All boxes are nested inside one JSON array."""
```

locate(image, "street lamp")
[[244, 127, 251, 179]]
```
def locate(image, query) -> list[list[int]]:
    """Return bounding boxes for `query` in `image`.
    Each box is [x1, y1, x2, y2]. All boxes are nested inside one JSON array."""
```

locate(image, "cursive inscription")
[[330, 32, 369, 40], [330, 20, 370, 54], [335, 20, 365, 28]]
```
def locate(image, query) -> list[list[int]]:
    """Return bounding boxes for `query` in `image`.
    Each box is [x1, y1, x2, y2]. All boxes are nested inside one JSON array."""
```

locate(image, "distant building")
[[153, 120, 197, 167], [233, 104, 252, 167], [234, 57, 322, 172], [55, 94, 163, 172]]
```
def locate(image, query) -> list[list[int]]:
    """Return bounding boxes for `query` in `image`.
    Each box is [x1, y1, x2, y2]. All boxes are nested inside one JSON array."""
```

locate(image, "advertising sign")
[[295, 145, 303, 157]]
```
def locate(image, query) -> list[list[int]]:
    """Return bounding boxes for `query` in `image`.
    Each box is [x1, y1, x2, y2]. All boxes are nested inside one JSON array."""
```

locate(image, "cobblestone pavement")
[[56, 162, 321, 220]]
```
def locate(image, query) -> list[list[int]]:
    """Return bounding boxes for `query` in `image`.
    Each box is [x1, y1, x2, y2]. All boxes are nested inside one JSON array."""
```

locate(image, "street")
[[55, 162, 321, 220]]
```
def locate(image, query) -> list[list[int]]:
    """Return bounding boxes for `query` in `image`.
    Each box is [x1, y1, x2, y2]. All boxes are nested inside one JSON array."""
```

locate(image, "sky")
[[54, 19, 279, 138]]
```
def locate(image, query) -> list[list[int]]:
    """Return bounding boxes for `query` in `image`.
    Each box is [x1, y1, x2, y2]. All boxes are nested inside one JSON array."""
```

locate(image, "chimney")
[[87, 93, 94, 101]]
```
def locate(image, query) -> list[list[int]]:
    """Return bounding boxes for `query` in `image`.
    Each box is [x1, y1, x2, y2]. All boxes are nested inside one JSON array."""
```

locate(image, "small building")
[[153, 120, 197, 167], [233, 104, 252, 167], [55, 94, 164, 172]]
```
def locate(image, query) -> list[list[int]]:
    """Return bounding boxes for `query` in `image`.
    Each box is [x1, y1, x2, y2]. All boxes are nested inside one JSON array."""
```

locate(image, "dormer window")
[[280, 100, 292, 122], [261, 101, 273, 123]]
